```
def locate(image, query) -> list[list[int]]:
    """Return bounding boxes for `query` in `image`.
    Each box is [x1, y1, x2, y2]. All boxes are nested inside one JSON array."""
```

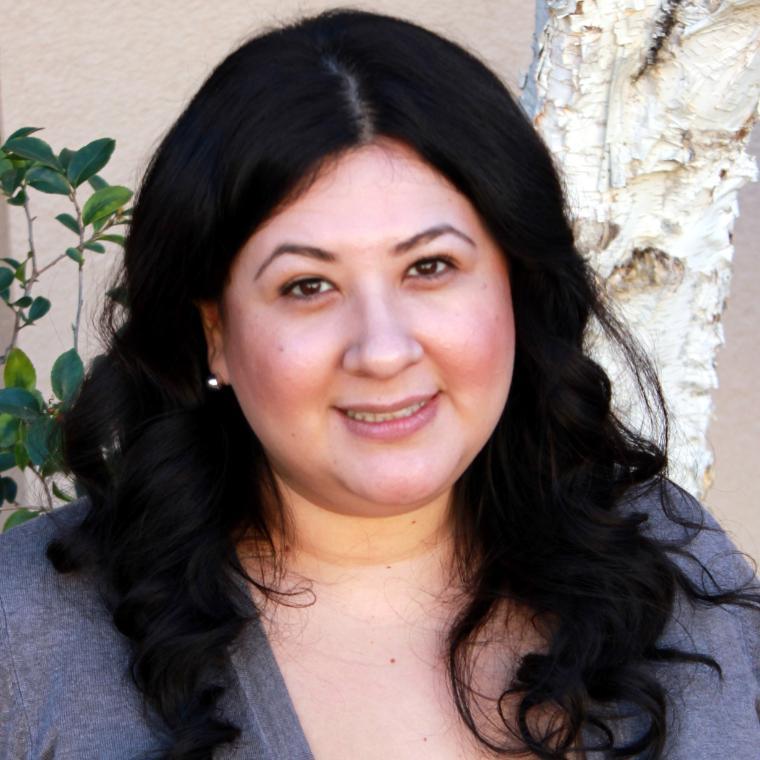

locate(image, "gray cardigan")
[[1, 487, 758, 759]]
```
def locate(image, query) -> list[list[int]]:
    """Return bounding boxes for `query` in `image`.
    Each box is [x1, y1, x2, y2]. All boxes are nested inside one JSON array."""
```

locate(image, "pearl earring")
[[207, 374, 222, 390]]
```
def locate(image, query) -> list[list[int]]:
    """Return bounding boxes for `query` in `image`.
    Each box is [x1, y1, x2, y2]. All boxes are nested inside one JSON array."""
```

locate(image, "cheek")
[[222, 315, 336, 423], [435, 284, 515, 398]]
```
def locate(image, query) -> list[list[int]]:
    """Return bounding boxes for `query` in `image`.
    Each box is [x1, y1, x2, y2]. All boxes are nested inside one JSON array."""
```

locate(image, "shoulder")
[[0, 497, 90, 583], [614, 478, 760, 756], [0, 498, 101, 631], [0, 499, 161, 757], [618, 477, 759, 680], [0, 498, 96, 620], [617, 477, 758, 591]]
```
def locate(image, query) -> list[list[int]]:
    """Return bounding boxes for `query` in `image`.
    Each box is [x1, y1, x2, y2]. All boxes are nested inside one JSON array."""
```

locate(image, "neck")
[[238, 484, 462, 609], [287, 489, 452, 565]]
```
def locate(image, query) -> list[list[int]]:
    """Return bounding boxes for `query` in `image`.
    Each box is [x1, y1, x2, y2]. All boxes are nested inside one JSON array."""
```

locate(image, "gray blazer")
[[1, 487, 758, 758]]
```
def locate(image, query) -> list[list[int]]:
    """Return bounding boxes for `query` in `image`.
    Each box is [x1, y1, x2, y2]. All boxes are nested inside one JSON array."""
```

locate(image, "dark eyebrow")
[[392, 223, 475, 253], [253, 223, 475, 280], [254, 245, 335, 281]]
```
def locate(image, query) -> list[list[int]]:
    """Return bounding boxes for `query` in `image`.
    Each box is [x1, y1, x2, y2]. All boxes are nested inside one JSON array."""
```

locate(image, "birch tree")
[[522, 0, 760, 497]]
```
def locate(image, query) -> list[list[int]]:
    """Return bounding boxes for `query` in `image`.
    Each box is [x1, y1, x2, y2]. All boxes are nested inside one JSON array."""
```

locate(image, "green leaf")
[[81, 185, 132, 226], [11, 296, 32, 308], [0, 157, 13, 176], [67, 138, 115, 187], [0, 268, 14, 290], [83, 241, 105, 253], [55, 212, 80, 234], [97, 234, 126, 246], [51, 349, 84, 403], [13, 260, 27, 283], [4, 127, 43, 143], [26, 165, 70, 195], [65, 247, 84, 265], [4, 347, 36, 390], [1, 258, 21, 269], [52, 481, 73, 502], [1, 476, 18, 505], [88, 174, 109, 190], [14, 440, 29, 470], [0, 414, 19, 448], [0, 167, 24, 195], [58, 147, 74, 171], [7, 189, 27, 206], [27, 296, 51, 323], [92, 216, 108, 232], [2, 507, 38, 532], [9, 157, 31, 170], [52, 481, 74, 502], [0, 451, 15, 471], [26, 415, 54, 466], [41, 457, 62, 478], [4, 136, 61, 170], [0, 387, 42, 420]]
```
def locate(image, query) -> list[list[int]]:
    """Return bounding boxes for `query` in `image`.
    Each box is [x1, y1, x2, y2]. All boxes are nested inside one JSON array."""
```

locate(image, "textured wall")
[[706, 126, 760, 567], [0, 1, 756, 564], [0, 0, 534, 382]]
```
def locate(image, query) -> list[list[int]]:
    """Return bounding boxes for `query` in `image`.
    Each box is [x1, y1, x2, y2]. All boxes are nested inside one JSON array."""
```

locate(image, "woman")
[[1, 8, 758, 759]]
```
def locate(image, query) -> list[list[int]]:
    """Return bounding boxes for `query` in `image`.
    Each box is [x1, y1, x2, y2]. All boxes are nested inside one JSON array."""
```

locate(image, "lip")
[[337, 393, 438, 414], [336, 392, 440, 442]]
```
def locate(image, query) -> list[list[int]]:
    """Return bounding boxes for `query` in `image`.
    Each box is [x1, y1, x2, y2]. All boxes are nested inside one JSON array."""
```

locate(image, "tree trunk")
[[523, 0, 760, 497]]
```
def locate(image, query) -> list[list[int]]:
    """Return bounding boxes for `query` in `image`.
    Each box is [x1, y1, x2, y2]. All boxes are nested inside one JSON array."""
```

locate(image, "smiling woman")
[[0, 7, 759, 760], [198, 140, 513, 518]]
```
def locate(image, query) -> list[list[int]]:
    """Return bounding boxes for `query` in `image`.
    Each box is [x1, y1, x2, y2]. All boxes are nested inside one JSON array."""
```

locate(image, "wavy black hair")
[[47, 7, 760, 759]]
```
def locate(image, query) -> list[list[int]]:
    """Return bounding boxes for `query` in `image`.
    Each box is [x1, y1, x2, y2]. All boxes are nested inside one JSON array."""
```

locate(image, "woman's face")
[[200, 139, 515, 518]]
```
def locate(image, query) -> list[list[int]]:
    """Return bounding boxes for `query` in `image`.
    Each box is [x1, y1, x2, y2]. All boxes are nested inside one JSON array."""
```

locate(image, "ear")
[[196, 300, 230, 385]]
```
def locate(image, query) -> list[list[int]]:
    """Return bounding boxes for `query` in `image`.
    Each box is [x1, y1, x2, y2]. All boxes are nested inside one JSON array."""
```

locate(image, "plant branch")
[[34, 251, 70, 279], [74, 264, 84, 352], [69, 188, 86, 351], [2, 186, 37, 359], [24, 210, 38, 283]]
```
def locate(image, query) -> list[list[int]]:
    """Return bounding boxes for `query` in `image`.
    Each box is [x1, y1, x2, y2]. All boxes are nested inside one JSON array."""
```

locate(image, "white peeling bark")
[[523, 0, 760, 497]]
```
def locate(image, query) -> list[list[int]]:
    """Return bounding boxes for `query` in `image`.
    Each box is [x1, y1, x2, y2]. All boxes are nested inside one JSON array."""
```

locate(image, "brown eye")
[[408, 256, 455, 279], [281, 278, 333, 299]]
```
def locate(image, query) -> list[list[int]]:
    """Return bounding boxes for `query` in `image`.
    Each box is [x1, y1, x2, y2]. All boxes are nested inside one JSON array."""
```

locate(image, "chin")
[[346, 475, 452, 512], [341, 451, 471, 511]]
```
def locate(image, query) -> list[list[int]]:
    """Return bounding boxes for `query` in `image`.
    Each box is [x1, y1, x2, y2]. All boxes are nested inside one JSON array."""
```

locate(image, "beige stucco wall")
[[0, 2, 757, 566], [705, 125, 760, 567]]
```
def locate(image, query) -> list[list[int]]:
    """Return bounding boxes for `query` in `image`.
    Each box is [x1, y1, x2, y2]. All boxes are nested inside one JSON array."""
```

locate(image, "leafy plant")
[[0, 127, 132, 530]]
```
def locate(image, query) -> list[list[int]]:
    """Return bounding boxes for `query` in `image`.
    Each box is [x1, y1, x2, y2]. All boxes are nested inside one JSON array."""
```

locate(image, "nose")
[[341, 286, 424, 378]]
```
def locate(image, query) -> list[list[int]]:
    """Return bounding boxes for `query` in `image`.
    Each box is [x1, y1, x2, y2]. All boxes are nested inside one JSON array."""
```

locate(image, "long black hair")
[[47, 7, 760, 758]]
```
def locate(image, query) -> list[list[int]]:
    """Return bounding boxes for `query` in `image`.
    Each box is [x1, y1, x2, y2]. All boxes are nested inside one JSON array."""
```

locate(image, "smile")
[[345, 400, 427, 422], [337, 393, 440, 441]]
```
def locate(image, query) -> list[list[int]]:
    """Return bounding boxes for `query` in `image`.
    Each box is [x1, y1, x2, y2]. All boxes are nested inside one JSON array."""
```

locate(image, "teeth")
[[346, 400, 427, 422]]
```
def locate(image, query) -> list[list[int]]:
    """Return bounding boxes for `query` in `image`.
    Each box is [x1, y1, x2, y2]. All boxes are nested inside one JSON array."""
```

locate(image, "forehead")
[[244, 139, 484, 253]]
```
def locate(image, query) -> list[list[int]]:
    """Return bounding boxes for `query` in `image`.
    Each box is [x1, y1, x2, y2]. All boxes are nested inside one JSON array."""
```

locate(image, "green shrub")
[[0, 127, 132, 530]]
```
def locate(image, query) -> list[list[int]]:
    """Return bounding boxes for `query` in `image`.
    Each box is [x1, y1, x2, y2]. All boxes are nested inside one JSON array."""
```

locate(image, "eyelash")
[[279, 255, 458, 300]]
